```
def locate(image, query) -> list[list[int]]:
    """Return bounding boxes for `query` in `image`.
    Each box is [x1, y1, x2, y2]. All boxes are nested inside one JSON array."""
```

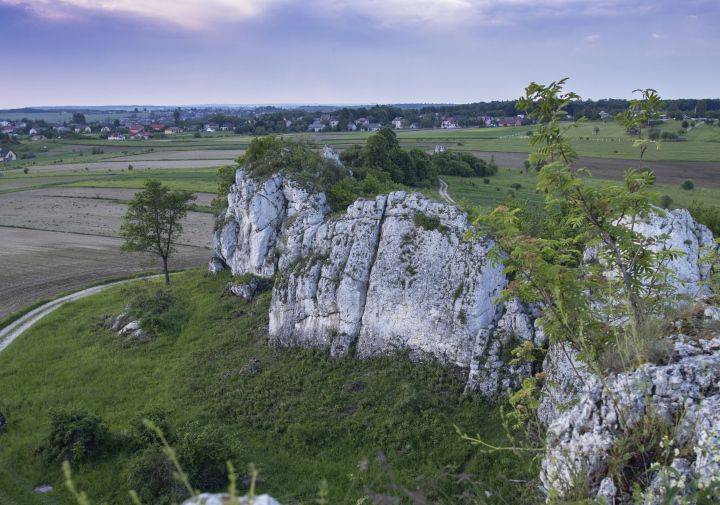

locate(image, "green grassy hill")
[[0, 270, 539, 505]]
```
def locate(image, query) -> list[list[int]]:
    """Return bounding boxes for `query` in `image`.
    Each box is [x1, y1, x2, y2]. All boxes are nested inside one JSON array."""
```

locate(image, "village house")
[[205, 126, 218, 132], [409, 123, 419, 129], [31, 135, 48, 141], [100, 125, 113, 132], [498, 117, 523, 127], [284, 119, 293, 128], [356, 118, 369, 125], [149, 123, 165, 131], [54, 126, 71, 133], [74, 125, 92, 133], [347, 123, 357, 131], [329, 118, 340, 127], [392, 117, 403, 129], [28, 127, 43, 135], [0, 120, 9, 127], [308, 122, 325, 132], [434, 145, 446, 153], [220, 123, 233, 131], [363, 123, 383, 131], [165, 127, 182, 134], [319, 114, 331, 121], [2, 126, 15, 134], [0, 148, 17, 161], [108, 132, 126, 140], [477, 116, 494, 125], [441, 119, 459, 129]]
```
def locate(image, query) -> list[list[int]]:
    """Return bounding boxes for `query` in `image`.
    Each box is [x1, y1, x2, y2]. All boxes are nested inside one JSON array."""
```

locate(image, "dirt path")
[[0, 275, 164, 355], [439, 179, 455, 203]]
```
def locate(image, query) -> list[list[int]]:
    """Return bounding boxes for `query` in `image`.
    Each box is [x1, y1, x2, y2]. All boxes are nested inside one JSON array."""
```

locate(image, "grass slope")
[[0, 269, 538, 505]]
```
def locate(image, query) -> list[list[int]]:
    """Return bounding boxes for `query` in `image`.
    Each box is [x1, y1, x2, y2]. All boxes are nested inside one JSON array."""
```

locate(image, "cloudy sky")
[[2, 0, 718, 107]]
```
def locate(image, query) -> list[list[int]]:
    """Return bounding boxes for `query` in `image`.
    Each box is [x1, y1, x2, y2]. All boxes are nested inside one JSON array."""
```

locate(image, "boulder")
[[182, 493, 281, 505]]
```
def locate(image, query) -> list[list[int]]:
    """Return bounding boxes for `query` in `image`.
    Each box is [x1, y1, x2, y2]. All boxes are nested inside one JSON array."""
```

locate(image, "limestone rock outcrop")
[[540, 324, 720, 501], [210, 169, 543, 393]]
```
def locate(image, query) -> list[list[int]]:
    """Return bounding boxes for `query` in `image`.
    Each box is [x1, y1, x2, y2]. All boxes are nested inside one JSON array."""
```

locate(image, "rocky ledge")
[[210, 168, 545, 395]]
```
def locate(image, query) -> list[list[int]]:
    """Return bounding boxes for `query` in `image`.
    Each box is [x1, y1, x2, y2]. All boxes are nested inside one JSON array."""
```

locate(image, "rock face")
[[211, 169, 544, 393], [541, 325, 720, 501]]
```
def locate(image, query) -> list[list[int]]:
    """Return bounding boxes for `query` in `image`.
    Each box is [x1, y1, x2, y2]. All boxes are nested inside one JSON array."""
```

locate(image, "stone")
[[596, 477, 616, 503], [540, 334, 720, 500], [33, 485, 54, 493], [119, 320, 140, 335], [182, 493, 281, 505]]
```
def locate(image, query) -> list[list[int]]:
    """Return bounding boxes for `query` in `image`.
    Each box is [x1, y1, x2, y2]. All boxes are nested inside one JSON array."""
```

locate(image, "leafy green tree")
[[120, 179, 197, 284], [681, 179, 694, 190], [682, 120, 689, 129], [72, 113, 86, 124], [473, 80, 680, 372], [173, 109, 182, 126], [593, 126, 600, 135]]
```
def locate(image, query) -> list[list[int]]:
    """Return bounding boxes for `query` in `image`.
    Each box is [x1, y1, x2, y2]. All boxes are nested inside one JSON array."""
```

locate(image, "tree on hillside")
[[119, 179, 197, 285], [72, 113, 86, 124]]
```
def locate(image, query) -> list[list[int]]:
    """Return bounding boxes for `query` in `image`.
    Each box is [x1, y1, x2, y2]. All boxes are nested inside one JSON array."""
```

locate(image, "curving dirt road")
[[439, 179, 455, 203], [0, 275, 164, 355]]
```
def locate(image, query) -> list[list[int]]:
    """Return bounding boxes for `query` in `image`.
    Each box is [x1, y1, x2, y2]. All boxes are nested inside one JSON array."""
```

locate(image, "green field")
[[441, 168, 720, 214], [0, 270, 537, 505]]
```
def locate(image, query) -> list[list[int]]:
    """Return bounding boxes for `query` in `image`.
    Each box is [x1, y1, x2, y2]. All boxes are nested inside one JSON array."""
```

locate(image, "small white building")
[[434, 145, 446, 153], [392, 117, 403, 129], [0, 148, 18, 161], [108, 133, 126, 140], [347, 123, 357, 131], [441, 120, 459, 129]]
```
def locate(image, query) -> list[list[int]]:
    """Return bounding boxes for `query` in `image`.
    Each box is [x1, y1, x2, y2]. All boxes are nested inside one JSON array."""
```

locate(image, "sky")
[[2, 0, 719, 108]]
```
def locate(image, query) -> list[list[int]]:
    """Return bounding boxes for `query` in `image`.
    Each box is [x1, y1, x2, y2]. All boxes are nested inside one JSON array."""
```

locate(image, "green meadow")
[[0, 270, 538, 505]]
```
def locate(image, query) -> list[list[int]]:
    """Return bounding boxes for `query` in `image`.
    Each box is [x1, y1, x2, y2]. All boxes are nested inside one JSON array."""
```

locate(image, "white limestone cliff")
[[211, 169, 543, 394]]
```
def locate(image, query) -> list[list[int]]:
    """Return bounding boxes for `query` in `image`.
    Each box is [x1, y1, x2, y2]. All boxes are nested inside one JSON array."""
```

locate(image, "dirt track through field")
[[105, 149, 245, 162], [464, 152, 720, 189], [0, 274, 165, 355], [5, 159, 226, 174]]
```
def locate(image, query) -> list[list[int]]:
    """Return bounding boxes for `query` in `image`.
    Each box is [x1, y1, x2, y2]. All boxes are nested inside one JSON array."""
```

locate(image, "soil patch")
[[5, 160, 225, 174], [0, 189, 214, 245], [105, 149, 245, 162], [0, 227, 208, 320], [464, 151, 720, 189]]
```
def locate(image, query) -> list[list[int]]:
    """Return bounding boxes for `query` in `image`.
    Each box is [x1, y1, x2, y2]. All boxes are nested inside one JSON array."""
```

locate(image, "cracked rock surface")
[[210, 169, 544, 393]]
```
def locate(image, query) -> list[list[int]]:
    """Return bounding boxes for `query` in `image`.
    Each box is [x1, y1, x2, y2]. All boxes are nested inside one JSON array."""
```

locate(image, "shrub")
[[414, 212, 449, 232], [688, 200, 720, 237], [510, 183, 522, 190], [659, 195, 673, 209], [128, 164, 133, 171], [483, 178, 490, 184], [505, 189, 515, 197], [125, 445, 187, 505], [42, 407, 108, 463], [23, 167, 29, 174], [681, 179, 694, 190], [193, 132, 202, 138]]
